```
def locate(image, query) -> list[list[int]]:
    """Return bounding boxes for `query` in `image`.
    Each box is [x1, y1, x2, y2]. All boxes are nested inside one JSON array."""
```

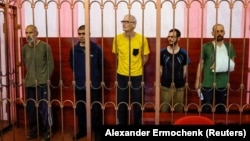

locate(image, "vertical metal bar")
[[155, 0, 161, 125], [85, 0, 91, 140]]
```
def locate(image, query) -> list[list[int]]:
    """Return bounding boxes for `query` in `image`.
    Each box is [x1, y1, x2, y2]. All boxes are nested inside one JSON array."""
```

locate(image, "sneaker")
[[41, 130, 51, 141], [41, 137, 50, 141], [27, 133, 37, 140], [27, 128, 38, 140], [72, 132, 86, 140]]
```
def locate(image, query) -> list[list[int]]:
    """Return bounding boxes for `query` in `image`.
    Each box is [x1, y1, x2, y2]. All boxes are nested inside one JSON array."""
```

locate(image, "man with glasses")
[[70, 25, 103, 140], [112, 14, 150, 125], [160, 28, 190, 113]]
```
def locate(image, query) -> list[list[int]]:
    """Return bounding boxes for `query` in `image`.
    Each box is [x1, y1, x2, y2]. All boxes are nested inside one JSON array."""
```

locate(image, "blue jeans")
[[117, 74, 142, 125]]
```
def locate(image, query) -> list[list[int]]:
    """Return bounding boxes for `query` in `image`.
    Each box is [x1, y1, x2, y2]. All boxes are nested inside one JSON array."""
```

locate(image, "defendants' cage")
[[0, 0, 250, 140]]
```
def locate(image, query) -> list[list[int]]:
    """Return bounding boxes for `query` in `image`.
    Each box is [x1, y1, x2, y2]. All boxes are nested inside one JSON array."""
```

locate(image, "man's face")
[[78, 29, 85, 44], [167, 31, 178, 46], [25, 27, 37, 43], [121, 15, 135, 32], [212, 25, 225, 41]]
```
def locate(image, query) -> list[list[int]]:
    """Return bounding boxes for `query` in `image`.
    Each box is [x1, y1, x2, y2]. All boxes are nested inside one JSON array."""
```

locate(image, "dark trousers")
[[117, 74, 142, 125], [201, 87, 227, 113], [26, 84, 51, 133], [75, 88, 102, 134]]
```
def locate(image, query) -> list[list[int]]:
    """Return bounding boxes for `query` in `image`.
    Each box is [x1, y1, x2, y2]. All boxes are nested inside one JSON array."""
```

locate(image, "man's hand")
[[195, 80, 200, 89], [210, 63, 215, 71]]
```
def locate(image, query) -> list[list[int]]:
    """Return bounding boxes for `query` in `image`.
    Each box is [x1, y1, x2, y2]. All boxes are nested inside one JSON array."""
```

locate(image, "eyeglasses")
[[121, 20, 135, 24]]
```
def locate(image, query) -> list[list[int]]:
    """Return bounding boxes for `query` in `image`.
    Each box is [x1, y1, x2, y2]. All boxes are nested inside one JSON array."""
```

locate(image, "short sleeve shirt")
[[160, 48, 190, 88], [201, 42, 236, 88], [112, 33, 150, 76]]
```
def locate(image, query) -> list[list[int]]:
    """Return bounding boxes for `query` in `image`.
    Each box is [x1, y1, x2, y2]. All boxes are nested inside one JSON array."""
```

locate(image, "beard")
[[168, 40, 177, 47], [26, 37, 34, 43], [216, 35, 224, 41], [80, 40, 85, 45]]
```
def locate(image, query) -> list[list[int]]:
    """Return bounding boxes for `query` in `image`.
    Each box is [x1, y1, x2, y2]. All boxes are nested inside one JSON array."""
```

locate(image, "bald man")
[[195, 24, 236, 113], [22, 24, 54, 141]]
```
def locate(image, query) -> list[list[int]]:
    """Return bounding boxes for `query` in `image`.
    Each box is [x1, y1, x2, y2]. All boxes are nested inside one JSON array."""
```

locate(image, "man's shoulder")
[[22, 44, 30, 53], [38, 40, 48, 45], [223, 42, 233, 47], [115, 33, 124, 38], [135, 32, 147, 38], [90, 41, 102, 54], [180, 47, 187, 52], [160, 47, 167, 52], [22, 43, 29, 48], [160, 48, 169, 57], [203, 42, 213, 46], [113, 33, 124, 41], [90, 41, 101, 48], [38, 40, 51, 48], [179, 48, 189, 56]]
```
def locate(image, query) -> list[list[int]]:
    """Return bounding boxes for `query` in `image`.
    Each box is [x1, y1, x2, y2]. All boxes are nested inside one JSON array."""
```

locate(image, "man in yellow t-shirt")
[[112, 14, 150, 125]]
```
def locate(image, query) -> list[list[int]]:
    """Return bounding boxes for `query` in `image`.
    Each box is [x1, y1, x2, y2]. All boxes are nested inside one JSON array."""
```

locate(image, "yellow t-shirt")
[[112, 33, 150, 76]]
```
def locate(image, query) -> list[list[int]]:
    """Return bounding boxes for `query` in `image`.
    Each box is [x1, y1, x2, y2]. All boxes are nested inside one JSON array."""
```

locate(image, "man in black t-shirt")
[[160, 28, 190, 113]]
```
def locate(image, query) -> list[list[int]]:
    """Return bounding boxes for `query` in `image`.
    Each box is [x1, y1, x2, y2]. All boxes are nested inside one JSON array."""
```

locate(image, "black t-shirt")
[[160, 47, 190, 88]]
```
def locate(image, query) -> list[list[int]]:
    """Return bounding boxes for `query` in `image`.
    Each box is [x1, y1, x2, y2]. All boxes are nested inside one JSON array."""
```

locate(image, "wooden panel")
[[19, 37, 249, 128]]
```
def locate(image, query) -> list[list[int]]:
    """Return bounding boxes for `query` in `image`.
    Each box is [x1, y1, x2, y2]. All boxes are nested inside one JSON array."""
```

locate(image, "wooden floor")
[[0, 127, 91, 141], [0, 121, 10, 130]]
